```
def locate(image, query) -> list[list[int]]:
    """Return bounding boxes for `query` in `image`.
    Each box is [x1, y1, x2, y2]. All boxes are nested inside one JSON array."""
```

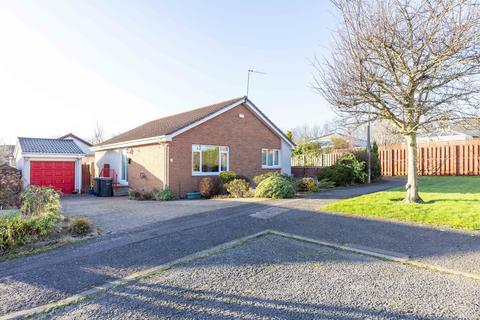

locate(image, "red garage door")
[[30, 161, 75, 194]]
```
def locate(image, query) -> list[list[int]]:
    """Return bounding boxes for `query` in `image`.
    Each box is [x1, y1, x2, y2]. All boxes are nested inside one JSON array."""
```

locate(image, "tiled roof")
[[99, 97, 245, 146], [18, 137, 84, 155]]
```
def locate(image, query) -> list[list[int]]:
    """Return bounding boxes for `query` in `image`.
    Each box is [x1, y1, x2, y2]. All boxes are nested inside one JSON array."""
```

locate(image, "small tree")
[[315, 0, 480, 203], [90, 122, 105, 145]]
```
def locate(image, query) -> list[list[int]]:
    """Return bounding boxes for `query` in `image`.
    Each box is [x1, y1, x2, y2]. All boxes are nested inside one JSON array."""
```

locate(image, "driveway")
[[2, 178, 480, 319], [61, 196, 257, 234]]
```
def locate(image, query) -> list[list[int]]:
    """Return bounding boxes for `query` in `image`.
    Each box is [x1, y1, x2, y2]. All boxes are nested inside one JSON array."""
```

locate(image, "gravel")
[[41, 235, 480, 320]]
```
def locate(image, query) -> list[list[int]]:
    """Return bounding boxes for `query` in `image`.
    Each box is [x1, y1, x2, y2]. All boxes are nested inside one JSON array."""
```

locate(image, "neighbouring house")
[[311, 132, 367, 149], [14, 136, 89, 194], [93, 97, 295, 197], [417, 129, 480, 143], [0, 145, 15, 167]]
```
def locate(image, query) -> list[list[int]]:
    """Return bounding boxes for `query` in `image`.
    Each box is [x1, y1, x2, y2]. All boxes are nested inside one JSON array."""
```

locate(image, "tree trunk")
[[404, 134, 423, 203]]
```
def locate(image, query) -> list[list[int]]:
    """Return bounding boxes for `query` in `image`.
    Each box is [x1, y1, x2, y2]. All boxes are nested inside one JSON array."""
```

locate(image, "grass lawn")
[[323, 176, 480, 231]]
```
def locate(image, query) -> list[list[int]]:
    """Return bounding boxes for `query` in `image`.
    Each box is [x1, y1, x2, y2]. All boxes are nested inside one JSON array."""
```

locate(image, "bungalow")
[[93, 97, 295, 197]]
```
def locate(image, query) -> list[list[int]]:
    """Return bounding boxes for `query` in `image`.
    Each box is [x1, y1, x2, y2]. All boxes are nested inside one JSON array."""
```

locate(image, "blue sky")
[[0, 1, 339, 143]]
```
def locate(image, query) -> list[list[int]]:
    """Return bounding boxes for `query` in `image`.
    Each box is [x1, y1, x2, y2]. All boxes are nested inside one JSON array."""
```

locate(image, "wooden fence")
[[379, 140, 480, 176], [291, 153, 345, 167]]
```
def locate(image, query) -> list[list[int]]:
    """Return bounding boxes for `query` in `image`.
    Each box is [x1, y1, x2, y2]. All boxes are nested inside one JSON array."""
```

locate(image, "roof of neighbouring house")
[[97, 97, 295, 148], [311, 132, 367, 148], [18, 137, 85, 155], [58, 133, 93, 147]]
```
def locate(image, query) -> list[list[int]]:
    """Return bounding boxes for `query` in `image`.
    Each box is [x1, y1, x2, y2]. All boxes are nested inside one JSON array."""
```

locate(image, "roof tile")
[[18, 138, 84, 155]]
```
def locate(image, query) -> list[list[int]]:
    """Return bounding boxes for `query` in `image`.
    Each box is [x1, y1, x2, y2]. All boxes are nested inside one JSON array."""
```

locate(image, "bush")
[[317, 164, 354, 186], [141, 191, 153, 200], [353, 146, 382, 181], [155, 187, 175, 201], [199, 177, 220, 198], [255, 176, 296, 199], [226, 179, 251, 198], [337, 153, 367, 184], [128, 189, 140, 200], [318, 178, 336, 189], [0, 212, 63, 252], [219, 171, 237, 185], [296, 177, 318, 193], [69, 217, 92, 236], [253, 172, 296, 186], [20, 186, 61, 217]]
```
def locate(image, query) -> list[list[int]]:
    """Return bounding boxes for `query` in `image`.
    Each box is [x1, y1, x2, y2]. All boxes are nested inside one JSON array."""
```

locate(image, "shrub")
[[155, 187, 175, 201], [317, 178, 336, 189], [219, 171, 237, 185], [317, 164, 354, 186], [253, 172, 296, 186], [20, 186, 61, 217], [128, 189, 141, 200], [199, 177, 220, 198], [69, 217, 92, 236], [0, 212, 63, 252], [337, 153, 367, 184], [296, 177, 318, 193], [255, 176, 296, 199], [226, 179, 251, 198], [141, 191, 153, 200], [353, 147, 382, 181]]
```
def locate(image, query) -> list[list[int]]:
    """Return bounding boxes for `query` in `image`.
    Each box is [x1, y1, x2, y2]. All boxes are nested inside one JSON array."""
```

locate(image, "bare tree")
[[90, 122, 105, 145], [314, 0, 480, 203]]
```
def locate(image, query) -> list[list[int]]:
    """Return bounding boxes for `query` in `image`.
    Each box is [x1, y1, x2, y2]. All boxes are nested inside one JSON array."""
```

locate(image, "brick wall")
[[127, 144, 167, 192], [168, 103, 281, 197]]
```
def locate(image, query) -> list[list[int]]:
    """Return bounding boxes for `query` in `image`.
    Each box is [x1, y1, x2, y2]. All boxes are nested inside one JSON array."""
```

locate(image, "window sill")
[[192, 172, 221, 176], [261, 166, 281, 169]]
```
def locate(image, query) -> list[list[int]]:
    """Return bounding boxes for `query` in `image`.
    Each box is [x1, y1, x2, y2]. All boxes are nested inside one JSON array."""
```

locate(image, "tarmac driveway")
[[61, 196, 258, 234]]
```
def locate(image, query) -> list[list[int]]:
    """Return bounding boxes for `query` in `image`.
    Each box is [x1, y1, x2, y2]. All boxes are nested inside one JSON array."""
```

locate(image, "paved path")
[[2, 178, 480, 317]]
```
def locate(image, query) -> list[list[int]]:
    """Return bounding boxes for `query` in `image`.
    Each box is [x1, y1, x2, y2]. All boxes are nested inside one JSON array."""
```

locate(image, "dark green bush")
[[199, 177, 220, 198], [353, 146, 382, 181], [317, 164, 354, 186], [255, 176, 296, 199], [253, 172, 296, 186], [337, 153, 367, 184], [155, 187, 175, 201], [20, 186, 61, 217], [226, 179, 251, 198], [141, 191, 153, 200], [219, 171, 237, 185], [317, 178, 336, 189], [296, 177, 318, 193], [69, 217, 92, 236], [128, 189, 140, 200]]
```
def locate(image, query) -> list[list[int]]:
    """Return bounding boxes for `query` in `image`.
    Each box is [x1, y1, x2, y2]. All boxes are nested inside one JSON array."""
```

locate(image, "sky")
[[0, 0, 340, 144]]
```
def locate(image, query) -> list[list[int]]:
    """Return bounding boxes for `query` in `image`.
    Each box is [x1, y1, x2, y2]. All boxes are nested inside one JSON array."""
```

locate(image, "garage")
[[30, 161, 75, 194], [15, 137, 85, 194]]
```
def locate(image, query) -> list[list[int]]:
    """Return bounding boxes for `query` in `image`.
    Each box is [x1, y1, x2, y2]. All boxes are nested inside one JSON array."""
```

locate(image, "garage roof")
[[18, 137, 85, 155]]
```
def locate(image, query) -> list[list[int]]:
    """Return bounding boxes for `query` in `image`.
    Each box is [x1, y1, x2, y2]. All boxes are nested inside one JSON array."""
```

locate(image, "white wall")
[[280, 139, 292, 175], [94, 149, 126, 185]]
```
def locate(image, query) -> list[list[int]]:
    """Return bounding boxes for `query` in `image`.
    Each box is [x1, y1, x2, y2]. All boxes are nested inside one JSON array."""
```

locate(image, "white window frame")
[[192, 144, 229, 176], [262, 148, 280, 169]]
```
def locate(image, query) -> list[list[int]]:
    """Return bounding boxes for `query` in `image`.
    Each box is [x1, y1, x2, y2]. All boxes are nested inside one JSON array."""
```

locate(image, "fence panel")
[[379, 140, 480, 176]]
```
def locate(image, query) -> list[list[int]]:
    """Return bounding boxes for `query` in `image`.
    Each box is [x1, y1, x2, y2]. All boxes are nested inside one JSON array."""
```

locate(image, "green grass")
[[323, 177, 480, 231]]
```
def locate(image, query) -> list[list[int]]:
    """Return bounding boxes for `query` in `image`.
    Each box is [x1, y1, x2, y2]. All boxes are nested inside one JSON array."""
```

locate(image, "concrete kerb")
[[2, 229, 480, 319]]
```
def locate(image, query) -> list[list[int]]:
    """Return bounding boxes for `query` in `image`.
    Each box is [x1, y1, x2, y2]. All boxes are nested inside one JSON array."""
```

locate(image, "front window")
[[192, 145, 229, 175], [262, 149, 280, 168], [121, 149, 128, 181]]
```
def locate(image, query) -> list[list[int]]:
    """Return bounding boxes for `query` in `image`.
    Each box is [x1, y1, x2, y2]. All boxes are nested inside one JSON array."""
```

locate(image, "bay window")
[[262, 149, 280, 168], [192, 145, 229, 175]]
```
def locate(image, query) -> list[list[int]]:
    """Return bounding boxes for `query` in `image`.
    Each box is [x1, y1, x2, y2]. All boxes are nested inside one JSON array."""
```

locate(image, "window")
[[121, 149, 128, 182], [192, 145, 229, 175], [262, 149, 280, 168]]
